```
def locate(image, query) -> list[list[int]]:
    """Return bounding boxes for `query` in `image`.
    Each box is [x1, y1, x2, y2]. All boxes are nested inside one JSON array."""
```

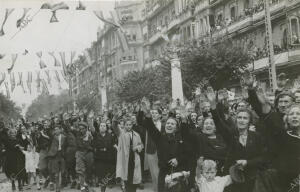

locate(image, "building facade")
[[71, 0, 300, 108]]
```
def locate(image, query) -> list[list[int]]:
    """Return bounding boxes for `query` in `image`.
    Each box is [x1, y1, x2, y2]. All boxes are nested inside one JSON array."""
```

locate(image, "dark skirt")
[[95, 160, 114, 180], [4, 150, 25, 180]]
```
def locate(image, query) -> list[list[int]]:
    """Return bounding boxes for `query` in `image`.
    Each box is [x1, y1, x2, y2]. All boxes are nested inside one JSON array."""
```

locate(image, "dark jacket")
[[143, 117, 187, 172], [47, 133, 66, 157], [211, 108, 268, 180], [93, 132, 116, 162]]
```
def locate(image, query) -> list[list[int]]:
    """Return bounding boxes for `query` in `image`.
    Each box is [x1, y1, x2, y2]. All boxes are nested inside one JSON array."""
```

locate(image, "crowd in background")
[[0, 71, 299, 192]]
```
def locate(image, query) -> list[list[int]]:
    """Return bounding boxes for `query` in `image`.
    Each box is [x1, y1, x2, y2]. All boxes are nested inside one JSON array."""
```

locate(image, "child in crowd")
[[19, 144, 40, 190], [195, 159, 232, 192]]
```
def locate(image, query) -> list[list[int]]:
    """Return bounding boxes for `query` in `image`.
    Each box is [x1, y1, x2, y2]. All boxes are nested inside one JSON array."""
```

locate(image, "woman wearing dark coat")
[[93, 121, 116, 192], [2, 129, 26, 191], [140, 98, 188, 192], [207, 89, 268, 192]]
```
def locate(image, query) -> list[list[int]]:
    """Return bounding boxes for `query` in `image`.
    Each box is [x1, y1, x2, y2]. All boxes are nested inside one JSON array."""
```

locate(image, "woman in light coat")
[[112, 113, 143, 192]]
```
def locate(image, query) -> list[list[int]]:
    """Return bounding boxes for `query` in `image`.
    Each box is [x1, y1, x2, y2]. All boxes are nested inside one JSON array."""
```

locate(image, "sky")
[[0, 0, 121, 114]]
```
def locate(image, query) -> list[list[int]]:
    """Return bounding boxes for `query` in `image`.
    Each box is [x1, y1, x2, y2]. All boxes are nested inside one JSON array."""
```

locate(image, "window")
[[290, 17, 300, 44], [230, 6, 236, 20], [132, 34, 136, 41], [244, 0, 250, 9]]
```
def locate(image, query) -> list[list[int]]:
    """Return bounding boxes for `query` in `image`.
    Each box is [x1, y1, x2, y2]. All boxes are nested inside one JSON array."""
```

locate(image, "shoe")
[[77, 183, 81, 190], [43, 178, 50, 188], [49, 183, 55, 191], [138, 183, 144, 189], [12, 182, 16, 191], [70, 181, 77, 189], [18, 185, 23, 191]]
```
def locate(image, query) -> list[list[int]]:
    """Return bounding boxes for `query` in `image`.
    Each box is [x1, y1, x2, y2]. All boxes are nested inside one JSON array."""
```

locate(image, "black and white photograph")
[[0, 0, 299, 192]]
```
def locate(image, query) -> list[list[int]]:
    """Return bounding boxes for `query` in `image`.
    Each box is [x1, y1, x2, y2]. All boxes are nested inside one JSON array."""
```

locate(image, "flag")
[[36, 52, 47, 69], [10, 73, 15, 92], [110, 11, 129, 52], [0, 73, 6, 87], [49, 52, 61, 66], [17, 72, 22, 86], [76, 1, 86, 10], [59, 52, 68, 77], [16, 8, 31, 28], [4, 82, 10, 98], [94, 11, 119, 28], [60, 70, 68, 83], [45, 70, 51, 86], [55, 70, 62, 89], [41, 79, 49, 95], [0, 8, 15, 36], [36, 71, 41, 93], [27, 72, 32, 94], [7, 54, 18, 73]]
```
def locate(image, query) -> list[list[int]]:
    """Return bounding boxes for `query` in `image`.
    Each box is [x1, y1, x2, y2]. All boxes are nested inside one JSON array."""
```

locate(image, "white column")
[[171, 58, 184, 105], [101, 86, 107, 111]]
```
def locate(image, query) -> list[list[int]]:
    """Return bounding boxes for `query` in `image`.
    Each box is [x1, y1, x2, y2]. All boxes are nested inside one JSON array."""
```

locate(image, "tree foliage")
[[0, 93, 22, 122], [178, 39, 251, 96], [26, 90, 72, 121], [113, 66, 171, 103]]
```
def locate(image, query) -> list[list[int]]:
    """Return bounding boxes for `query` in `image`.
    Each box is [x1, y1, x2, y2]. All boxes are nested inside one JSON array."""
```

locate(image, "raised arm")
[[206, 87, 235, 146], [140, 97, 161, 144]]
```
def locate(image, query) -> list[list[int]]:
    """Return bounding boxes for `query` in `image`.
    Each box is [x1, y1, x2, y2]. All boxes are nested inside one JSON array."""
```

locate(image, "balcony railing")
[[252, 46, 300, 71]]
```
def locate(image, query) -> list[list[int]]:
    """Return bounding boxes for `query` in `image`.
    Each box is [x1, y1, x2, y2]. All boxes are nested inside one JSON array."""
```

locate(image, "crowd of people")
[[0, 71, 299, 192]]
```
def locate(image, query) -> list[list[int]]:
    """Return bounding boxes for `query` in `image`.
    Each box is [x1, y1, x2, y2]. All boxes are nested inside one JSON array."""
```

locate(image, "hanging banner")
[[76, 1, 86, 10], [27, 71, 32, 94], [10, 73, 15, 92], [110, 11, 129, 52], [41, 79, 49, 95], [36, 51, 47, 69], [4, 82, 10, 98], [54, 70, 62, 89], [94, 10, 120, 28], [36, 71, 41, 93], [60, 70, 68, 83], [16, 8, 31, 28], [17, 72, 22, 86], [0, 8, 15, 36], [45, 70, 51, 87], [59, 52, 68, 76], [7, 54, 18, 73], [49, 52, 61, 66], [0, 73, 6, 87]]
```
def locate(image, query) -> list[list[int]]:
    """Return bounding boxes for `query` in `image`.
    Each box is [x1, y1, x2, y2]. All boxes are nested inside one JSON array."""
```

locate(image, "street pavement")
[[0, 173, 153, 192]]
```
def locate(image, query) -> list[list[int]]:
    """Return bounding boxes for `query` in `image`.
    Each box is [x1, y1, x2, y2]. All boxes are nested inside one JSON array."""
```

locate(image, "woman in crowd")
[[2, 128, 26, 191], [113, 110, 143, 192], [206, 87, 268, 192], [140, 97, 188, 192], [93, 121, 116, 192]]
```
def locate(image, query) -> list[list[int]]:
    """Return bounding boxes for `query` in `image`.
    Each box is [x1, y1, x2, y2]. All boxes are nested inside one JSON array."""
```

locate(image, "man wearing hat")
[[62, 113, 77, 189], [75, 122, 94, 192], [47, 126, 66, 192]]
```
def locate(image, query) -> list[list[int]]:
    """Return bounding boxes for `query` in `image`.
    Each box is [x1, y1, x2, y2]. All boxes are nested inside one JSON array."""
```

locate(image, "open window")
[[290, 17, 300, 44]]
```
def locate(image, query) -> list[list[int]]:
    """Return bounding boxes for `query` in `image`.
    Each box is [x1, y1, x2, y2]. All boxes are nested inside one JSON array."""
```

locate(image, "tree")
[[113, 66, 171, 103], [0, 93, 22, 122], [177, 39, 252, 98], [26, 90, 72, 121]]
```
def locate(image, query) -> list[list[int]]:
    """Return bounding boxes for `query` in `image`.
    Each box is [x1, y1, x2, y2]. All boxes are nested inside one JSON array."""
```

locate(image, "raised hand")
[[241, 70, 256, 88], [205, 86, 217, 109], [141, 97, 151, 116]]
